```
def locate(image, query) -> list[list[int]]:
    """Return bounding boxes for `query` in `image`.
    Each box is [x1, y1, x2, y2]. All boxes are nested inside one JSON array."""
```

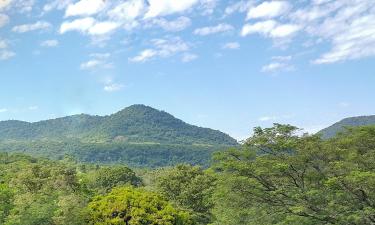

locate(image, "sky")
[[0, 0, 374, 140]]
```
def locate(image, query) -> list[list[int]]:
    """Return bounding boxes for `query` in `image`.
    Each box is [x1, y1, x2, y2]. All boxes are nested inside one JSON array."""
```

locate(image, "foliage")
[[1, 123, 375, 225], [212, 124, 375, 225], [88, 187, 193, 225], [94, 166, 142, 191], [152, 165, 216, 224], [0, 153, 143, 225], [0, 140, 225, 168]]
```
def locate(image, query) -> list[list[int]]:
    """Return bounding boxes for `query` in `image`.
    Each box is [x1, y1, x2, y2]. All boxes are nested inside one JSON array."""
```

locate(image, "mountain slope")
[[0, 104, 237, 146], [319, 115, 375, 139]]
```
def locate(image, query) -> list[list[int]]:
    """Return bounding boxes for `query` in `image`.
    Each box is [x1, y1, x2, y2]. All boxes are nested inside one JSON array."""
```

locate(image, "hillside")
[[319, 115, 375, 139], [0, 105, 237, 167], [0, 104, 237, 146]]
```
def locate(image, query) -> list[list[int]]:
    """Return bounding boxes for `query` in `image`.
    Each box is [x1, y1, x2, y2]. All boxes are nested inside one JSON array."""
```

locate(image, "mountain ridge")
[[319, 115, 375, 139], [0, 104, 237, 146]]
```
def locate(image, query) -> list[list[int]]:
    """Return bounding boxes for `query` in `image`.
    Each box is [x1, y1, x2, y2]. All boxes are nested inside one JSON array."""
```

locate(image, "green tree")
[[154, 165, 216, 224], [94, 166, 142, 191], [0, 184, 13, 223], [213, 124, 375, 225], [87, 186, 192, 225]]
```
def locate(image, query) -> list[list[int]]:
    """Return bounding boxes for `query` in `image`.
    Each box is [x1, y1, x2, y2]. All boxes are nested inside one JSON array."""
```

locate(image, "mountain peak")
[[0, 105, 237, 146], [319, 115, 375, 139]]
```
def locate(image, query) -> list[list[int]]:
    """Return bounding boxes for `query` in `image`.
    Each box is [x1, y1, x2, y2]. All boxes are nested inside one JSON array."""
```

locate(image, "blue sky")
[[0, 0, 374, 140]]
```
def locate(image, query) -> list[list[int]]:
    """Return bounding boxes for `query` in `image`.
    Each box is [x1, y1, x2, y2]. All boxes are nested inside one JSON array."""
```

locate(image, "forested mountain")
[[0, 105, 237, 167], [319, 115, 375, 138], [0, 104, 236, 146]]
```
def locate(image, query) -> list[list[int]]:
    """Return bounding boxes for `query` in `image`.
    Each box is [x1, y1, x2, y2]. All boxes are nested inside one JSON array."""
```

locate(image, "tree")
[[153, 165, 216, 224], [0, 184, 13, 224], [212, 124, 375, 225], [87, 186, 192, 225], [94, 166, 142, 191]]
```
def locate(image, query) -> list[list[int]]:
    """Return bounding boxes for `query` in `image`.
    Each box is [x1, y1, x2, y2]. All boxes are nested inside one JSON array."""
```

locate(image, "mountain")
[[319, 115, 375, 139], [0, 104, 237, 146], [0, 105, 237, 167]]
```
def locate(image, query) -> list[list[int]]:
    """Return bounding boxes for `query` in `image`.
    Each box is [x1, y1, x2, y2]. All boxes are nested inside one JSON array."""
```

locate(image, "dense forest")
[[0, 105, 237, 145], [1, 124, 374, 225], [0, 105, 237, 168]]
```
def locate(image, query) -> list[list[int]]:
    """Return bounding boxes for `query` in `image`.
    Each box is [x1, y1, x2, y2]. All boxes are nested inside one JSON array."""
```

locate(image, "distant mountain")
[[319, 115, 375, 139], [0, 104, 237, 146], [0, 105, 237, 167]]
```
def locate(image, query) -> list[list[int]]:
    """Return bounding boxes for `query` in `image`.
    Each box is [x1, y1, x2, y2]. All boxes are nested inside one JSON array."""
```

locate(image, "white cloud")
[[12, 21, 51, 33], [129, 49, 157, 63], [0, 14, 9, 28], [65, 0, 106, 17], [152, 37, 190, 57], [0, 0, 12, 10], [270, 24, 300, 38], [80, 60, 113, 70], [271, 55, 292, 61], [287, 0, 375, 64], [43, 0, 73, 12], [148, 16, 191, 32], [108, 0, 145, 21], [259, 116, 277, 122], [241, 20, 276, 36], [40, 39, 59, 47], [90, 53, 110, 59], [261, 54, 294, 73], [0, 39, 14, 60], [81, 52, 113, 70], [338, 102, 350, 108], [145, 0, 199, 18], [87, 21, 120, 35], [181, 53, 198, 62], [312, 8, 375, 64], [60, 17, 95, 34], [0, 50, 15, 60], [14, 0, 34, 13], [246, 1, 291, 20], [80, 60, 102, 70], [0, 108, 8, 113], [241, 20, 300, 38], [261, 62, 294, 73], [130, 37, 189, 63], [225, 0, 253, 16], [222, 42, 240, 50], [60, 18, 119, 36], [194, 23, 234, 36], [199, 0, 217, 15], [104, 83, 125, 92]]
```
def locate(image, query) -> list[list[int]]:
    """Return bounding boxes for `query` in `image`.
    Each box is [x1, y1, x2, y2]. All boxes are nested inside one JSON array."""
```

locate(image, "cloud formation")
[[241, 20, 300, 38], [65, 0, 106, 17], [222, 42, 240, 50], [0, 14, 9, 27], [130, 37, 190, 63], [194, 23, 234, 36], [40, 39, 59, 47], [12, 21, 51, 33], [246, 1, 291, 20], [145, 0, 199, 18]]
